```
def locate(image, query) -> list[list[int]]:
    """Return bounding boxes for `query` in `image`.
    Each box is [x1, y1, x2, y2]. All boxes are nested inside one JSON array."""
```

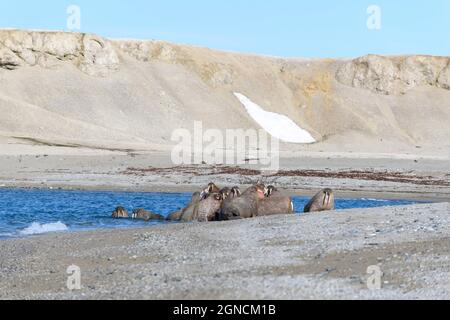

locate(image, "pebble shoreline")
[[1, 202, 449, 300]]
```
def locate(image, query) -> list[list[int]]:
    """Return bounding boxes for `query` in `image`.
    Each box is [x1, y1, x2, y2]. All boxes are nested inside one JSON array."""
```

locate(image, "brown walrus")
[[166, 208, 184, 222], [200, 183, 221, 200], [258, 187, 294, 216], [112, 206, 129, 219], [218, 184, 266, 220], [265, 185, 282, 197], [304, 188, 335, 213], [219, 187, 231, 200], [218, 187, 241, 201], [196, 193, 224, 222], [132, 209, 165, 221], [167, 192, 201, 222], [179, 193, 203, 222], [230, 186, 242, 198], [214, 186, 241, 221]]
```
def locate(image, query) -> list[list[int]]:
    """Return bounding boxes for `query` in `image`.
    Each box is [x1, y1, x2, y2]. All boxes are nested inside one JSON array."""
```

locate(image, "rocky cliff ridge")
[[0, 30, 119, 76], [336, 54, 450, 95], [2, 30, 450, 95]]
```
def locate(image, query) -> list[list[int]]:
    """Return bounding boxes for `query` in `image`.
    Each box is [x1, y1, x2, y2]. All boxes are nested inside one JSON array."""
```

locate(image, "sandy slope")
[[1, 29, 450, 157]]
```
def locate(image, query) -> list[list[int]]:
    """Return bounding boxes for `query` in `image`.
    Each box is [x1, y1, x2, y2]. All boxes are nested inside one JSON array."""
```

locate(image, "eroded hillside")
[[1, 29, 449, 155]]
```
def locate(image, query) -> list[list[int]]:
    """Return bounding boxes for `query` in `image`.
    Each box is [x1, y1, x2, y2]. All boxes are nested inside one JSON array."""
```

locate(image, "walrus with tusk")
[[112, 206, 129, 219], [132, 208, 165, 221], [304, 188, 335, 213], [218, 184, 266, 220], [265, 185, 282, 197], [230, 186, 242, 198], [200, 182, 221, 200], [196, 193, 224, 222], [219, 187, 231, 200], [257, 186, 295, 216]]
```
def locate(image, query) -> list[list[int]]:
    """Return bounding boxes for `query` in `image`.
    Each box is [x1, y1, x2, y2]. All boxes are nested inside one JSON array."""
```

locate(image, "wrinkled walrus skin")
[[166, 209, 183, 222], [179, 193, 202, 222], [132, 209, 165, 221], [200, 183, 221, 200], [219, 187, 231, 200], [257, 197, 294, 216], [167, 192, 201, 222], [218, 185, 266, 220], [196, 193, 223, 222], [230, 187, 242, 198], [304, 189, 335, 213], [112, 206, 129, 219], [265, 185, 283, 198]]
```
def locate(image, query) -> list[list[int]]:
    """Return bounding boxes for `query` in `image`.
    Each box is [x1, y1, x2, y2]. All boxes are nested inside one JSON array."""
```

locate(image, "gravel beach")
[[1, 202, 449, 300], [1, 150, 449, 300]]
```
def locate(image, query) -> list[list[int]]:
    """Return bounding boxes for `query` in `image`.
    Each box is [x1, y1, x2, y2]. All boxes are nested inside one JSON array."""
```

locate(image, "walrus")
[[179, 192, 202, 222], [264, 185, 282, 197], [196, 193, 224, 222], [258, 187, 294, 216], [132, 209, 165, 221], [167, 192, 201, 222], [214, 186, 241, 221], [219, 187, 231, 200], [304, 188, 335, 213], [219, 187, 241, 200], [230, 186, 242, 198], [166, 208, 184, 222], [200, 183, 221, 200], [112, 206, 129, 219], [218, 184, 266, 220]]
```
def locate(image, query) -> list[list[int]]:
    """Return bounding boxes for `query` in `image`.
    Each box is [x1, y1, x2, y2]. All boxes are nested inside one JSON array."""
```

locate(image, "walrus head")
[[132, 208, 146, 219], [304, 188, 335, 213], [200, 182, 221, 200], [244, 184, 265, 200], [202, 192, 224, 201], [112, 206, 129, 219], [255, 184, 266, 200], [190, 192, 201, 204], [198, 192, 224, 222], [322, 188, 334, 207], [208, 183, 220, 193], [265, 185, 278, 197], [230, 187, 241, 198], [219, 187, 231, 200]]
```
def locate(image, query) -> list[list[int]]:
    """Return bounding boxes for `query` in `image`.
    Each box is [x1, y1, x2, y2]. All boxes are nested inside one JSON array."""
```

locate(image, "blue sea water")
[[0, 189, 418, 239]]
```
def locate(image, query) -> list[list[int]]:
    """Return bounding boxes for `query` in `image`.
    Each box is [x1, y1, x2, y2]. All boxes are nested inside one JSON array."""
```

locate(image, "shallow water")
[[0, 189, 418, 239]]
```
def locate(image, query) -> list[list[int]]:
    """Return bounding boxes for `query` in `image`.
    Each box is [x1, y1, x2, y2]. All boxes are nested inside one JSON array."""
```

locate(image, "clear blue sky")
[[0, 0, 449, 58]]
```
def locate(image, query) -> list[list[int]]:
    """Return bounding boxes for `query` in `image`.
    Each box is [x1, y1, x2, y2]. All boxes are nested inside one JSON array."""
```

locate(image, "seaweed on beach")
[[272, 169, 450, 186], [121, 166, 450, 187]]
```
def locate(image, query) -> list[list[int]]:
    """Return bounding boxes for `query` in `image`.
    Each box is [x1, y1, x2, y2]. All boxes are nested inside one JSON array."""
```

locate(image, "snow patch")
[[234, 93, 316, 144]]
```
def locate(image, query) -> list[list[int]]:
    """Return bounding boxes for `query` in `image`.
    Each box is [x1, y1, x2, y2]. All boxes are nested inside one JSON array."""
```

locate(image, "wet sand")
[[0, 202, 449, 300]]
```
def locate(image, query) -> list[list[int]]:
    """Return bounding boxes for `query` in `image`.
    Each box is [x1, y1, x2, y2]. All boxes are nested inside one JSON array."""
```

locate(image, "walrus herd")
[[112, 183, 336, 223]]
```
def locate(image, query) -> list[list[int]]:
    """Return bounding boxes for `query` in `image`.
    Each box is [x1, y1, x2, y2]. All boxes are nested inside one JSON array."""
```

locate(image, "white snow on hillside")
[[234, 93, 316, 144]]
